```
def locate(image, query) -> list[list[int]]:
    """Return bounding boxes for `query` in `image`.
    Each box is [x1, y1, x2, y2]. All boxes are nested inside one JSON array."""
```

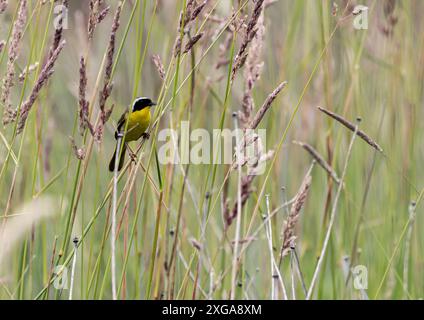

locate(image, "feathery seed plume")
[[173, 0, 209, 57], [69, 136, 86, 160], [281, 174, 312, 257], [47, 0, 68, 60], [0, 0, 7, 13], [18, 62, 39, 83], [231, 0, 265, 80], [183, 32, 204, 53], [152, 54, 165, 80], [317, 106, 383, 152], [249, 81, 287, 129], [88, 0, 110, 40], [240, 12, 265, 127], [94, 2, 122, 143], [17, 40, 66, 134], [78, 57, 93, 135], [2, 0, 27, 125], [293, 141, 340, 184]]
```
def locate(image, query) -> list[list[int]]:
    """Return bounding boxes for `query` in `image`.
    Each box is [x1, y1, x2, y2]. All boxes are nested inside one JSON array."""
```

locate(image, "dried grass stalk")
[[225, 133, 274, 227], [0, 0, 7, 13], [88, 0, 99, 40], [182, 0, 195, 27], [88, 0, 110, 40], [183, 32, 204, 53], [173, 5, 189, 57], [231, 236, 257, 245], [78, 57, 93, 135], [94, 2, 122, 142], [172, 36, 182, 58], [225, 174, 254, 227], [281, 174, 312, 258], [98, 2, 121, 111], [239, 12, 264, 127], [17, 40, 66, 134], [215, 33, 232, 69], [47, 0, 68, 60], [224, 6, 277, 227], [317, 106, 383, 152], [69, 136, 86, 160], [190, 237, 203, 251], [191, 0, 208, 22], [249, 81, 287, 129], [18, 62, 39, 83], [2, 0, 27, 125], [152, 54, 165, 80], [232, 0, 265, 80], [293, 141, 340, 184], [182, 0, 208, 29], [174, 0, 208, 57], [97, 6, 110, 24], [68, 237, 79, 300], [306, 122, 359, 299]]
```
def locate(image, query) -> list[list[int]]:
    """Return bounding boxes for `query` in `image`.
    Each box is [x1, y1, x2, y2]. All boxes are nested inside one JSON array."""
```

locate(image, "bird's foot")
[[142, 132, 150, 140]]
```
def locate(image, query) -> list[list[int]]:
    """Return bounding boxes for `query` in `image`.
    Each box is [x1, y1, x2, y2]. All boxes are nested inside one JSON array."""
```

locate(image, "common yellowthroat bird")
[[108, 97, 156, 172]]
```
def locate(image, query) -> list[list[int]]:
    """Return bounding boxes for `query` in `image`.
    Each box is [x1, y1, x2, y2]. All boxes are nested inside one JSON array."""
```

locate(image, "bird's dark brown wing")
[[114, 110, 128, 139]]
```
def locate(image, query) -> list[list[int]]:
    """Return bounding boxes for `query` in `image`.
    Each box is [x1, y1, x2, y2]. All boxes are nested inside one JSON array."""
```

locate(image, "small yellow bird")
[[108, 97, 156, 172]]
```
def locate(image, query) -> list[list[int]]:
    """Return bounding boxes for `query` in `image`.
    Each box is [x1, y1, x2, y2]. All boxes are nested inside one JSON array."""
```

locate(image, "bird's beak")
[[150, 101, 157, 107]]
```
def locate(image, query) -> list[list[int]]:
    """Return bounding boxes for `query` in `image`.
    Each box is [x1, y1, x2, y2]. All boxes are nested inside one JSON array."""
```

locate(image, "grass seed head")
[[293, 141, 340, 184], [2, 0, 27, 125], [231, 0, 265, 80], [281, 174, 312, 257], [183, 32, 204, 53], [78, 57, 89, 134], [17, 40, 66, 134], [0, 0, 7, 13], [18, 62, 39, 83], [317, 106, 383, 152], [152, 54, 165, 80], [88, 0, 110, 40], [249, 81, 287, 129]]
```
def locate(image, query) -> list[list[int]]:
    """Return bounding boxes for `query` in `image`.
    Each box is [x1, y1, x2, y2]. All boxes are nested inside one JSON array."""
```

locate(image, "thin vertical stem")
[[265, 195, 276, 300], [230, 113, 242, 300], [292, 247, 307, 297], [307, 123, 359, 300], [111, 134, 123, 300], [290, 249, 296, 300], [69, 238, 79, 300], [265, 194, 288, 300], [403, 202, 416, 297]]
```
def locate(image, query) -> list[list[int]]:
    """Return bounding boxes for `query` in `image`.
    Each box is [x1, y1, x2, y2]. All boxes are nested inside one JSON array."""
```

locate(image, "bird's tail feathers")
[[108, 143, 127, 172]]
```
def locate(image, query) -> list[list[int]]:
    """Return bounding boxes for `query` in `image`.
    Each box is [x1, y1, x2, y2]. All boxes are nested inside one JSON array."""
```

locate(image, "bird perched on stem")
[[109, 97, 156, 172]]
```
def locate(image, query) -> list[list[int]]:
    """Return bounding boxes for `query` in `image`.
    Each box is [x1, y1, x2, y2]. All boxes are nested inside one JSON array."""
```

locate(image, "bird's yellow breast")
[[125, 107, 151, 142]]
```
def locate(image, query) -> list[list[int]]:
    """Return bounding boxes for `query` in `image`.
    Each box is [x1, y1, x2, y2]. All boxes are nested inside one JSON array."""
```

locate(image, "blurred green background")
[[0, 0, 423, 300]]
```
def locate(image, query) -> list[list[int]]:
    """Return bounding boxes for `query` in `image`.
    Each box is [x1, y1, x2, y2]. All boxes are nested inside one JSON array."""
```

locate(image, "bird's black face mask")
[[132, 97, 157, 111]]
